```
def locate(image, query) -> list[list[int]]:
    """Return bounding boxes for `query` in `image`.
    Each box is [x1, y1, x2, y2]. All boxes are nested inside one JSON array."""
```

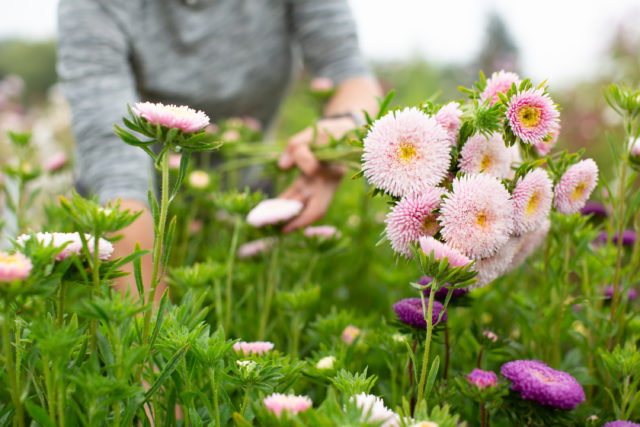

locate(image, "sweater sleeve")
[[57, 0, 152, 205], [289, 0, 372, 84]]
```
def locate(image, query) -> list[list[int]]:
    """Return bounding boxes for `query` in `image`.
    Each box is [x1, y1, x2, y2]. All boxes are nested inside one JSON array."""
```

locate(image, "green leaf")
[[376, 90, 395, 119], [162, 215, 177, 275], [24, 401, 54, 427], [133, 242, 145, 299], [144, 343, 190, 402], [424, 356, 440, 402], [149, 290, 169, 352], [169, 150, 191, 202]]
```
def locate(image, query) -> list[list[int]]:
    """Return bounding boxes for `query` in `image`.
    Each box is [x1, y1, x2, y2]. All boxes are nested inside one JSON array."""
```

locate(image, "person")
[[57, 0, 382, 302]]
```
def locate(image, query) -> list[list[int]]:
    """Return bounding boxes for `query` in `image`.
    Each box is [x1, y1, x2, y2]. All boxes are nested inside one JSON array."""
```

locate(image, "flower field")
[[0, 68, 639, 427]]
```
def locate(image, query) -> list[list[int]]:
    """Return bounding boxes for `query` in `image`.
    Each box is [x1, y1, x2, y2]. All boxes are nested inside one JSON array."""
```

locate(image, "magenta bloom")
[[385, 188, 445, 257], [233, 341, 274, 356], [439, 174, 513, 259], [501, 360, 585, 410], [44, 152, 68, 173], [263, 393, 312, 417], [459, 132, 511, 178], [303, 225, 341, 239], [0, 252, 32, 282], [605, 286, 637, 301], [392, 297, 447, 329], [419, 276, 469, 301], [604, 421, 640, 427], [246, 198, 303, 227], [554, 159, 599, 215], [133, 102, 209, 133], [434, 102, 462, 145], [362, 108, 451, 197], [533, 123, 560, 156], [512, 168, 553, 235], [580, 201, 607, 218], [612, 229, 637, 247], [506, 88, 559, 145], [419, 236, 473, 268], [481, 70, 521, 105], [467, 369, 498, 388]]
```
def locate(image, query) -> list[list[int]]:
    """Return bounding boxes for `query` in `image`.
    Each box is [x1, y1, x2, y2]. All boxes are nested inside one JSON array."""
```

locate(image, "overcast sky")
[[2, 0, 640, 87]]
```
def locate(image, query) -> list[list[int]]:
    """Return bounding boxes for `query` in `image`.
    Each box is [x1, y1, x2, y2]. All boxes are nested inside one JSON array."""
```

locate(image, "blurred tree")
[[474, 11, 520, 75], [0, 39, 57, 105]]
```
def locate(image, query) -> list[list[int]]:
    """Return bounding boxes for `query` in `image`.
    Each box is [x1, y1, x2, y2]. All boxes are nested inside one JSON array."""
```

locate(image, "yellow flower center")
[[422, 215, 438, 235], [480, 155, 492, 170], [533, 370, 557, 383], [526, 192, 540, 217], [517, 106, 541, 129], [397, 143, 417, 163], [477, 212, 487, 228], [571, 182, 587, 201]]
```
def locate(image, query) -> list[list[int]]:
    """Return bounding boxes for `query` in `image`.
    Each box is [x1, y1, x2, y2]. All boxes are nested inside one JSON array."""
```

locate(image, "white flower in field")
[[246, 198, 302, 227], [350, 393, 400, 427], [316, 356, 336, 371], [188, 170, 210, 189]]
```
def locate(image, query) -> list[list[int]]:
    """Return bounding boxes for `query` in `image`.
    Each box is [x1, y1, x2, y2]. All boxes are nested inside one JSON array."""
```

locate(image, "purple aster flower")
[[603, 421, 640, 427], [500, 360, 585, 410], [419, 276, 469, 301], [580, 201, 607, 218], [392, 298, 447, 329], [604, 286, 637, 301], [467, 369, 498, 388], [613, 229, 637, 247]]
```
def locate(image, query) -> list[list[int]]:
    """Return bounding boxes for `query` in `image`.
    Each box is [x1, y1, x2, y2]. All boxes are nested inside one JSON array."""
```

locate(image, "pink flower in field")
[[472, 237, 518, 288], [168, 153, 182, 170], [534, 123, 560, 156], [483, 330, 498, 342], [132, 102, 209, 133], [233, 341, 274, 356], [351, 393, 400, 427], [341, 325, 361, 345], [512, 168, 553, 235], [506, 144, 522, 179], [481, 70, 521, 105], [459, 132, 511, 178], [309, 77, 334, 93], [205, 123, 220, 134], [629, 136, 640, 156], [467, 368, 498, 388], [506, 88, 559, 145], [554, 159, 599, 215], [222, 129, 241, 142], [237, 238, 275, 259], [0, 252, 32, 282], [418, 236, 472, 268], [246, 198, 303, 227], [263, 393, 312, 417], [16, 232, 113, 261], [362, 108, 451, 197], [303, 225, 341, 239], [434, 102, 462, 145], [385, 188, 445, 258], [509, 219, 551, 270], [187, 170, 210, 189], [242, 116, 262, 132], [439, 174, 513, 259], [188, 220, 203, 235], [44, 152, 68, 173]]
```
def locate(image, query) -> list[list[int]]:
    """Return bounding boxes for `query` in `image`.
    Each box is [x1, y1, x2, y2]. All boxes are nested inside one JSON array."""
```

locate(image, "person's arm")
[[277, 0, 382, 231], [57, 0, 159, 302]]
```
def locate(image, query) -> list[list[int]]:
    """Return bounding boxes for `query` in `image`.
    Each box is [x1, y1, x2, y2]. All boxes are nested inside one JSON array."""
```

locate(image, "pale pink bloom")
[[418, 236, 472, 268], [629, 136, 640, 156], [222, 129, 241, 142], [439, 174, 513, 259], [263, 393, 312, 417], [0, 252, 32, 282], [509, 219, 551, 269], [506, 88, 560, 145], [233, 341, 274, 356], [303, 225, 341, 239], [351, 393, 400, 427], [459, 132, 511, 178], [385, 188, 445, 258], [168, 153, 182, 170], [410, 422, 439, 427], [17, 232, 113, 261], [472, 238, 518, 288], [187, 170, 210, 189], [434, 102, 462, 145], [86, 235, 115, 261], [481, 70, 521, 105], [512, 168, 553, 235], [246, 198, 303, 227], [483, 330, 498, 342], [341, 325, 361, 345], [237, 238, 275, 259], [188, 219, 203, 234], [44, 152, 68, 173], [554, 159, 599, 214], [132, 102, 209, 133], [362, 108, 451, 197], [242, 116, 262, 132], [534, 123, 560, 156], [309, 77, 334, 92], [205, 123, 220, 134], [506, 144, 522, 179]]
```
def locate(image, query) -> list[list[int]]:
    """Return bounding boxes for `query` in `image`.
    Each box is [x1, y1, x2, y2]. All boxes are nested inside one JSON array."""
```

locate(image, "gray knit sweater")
[[57, 0, 371, 203]]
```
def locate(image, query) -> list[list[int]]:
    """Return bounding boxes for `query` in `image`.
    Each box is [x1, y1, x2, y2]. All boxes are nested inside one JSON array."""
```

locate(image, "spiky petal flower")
[[263, 393, 312, 417], [603, 421, 640, 427], [473, 237, 518, 288], [533, 123, 560, 156], [385, 188, 446, 257], [16, 232, 113, 261], [439, 174, 513, 259], [351, 393, 400, 427], [506, 88, 559, 144], [418, 236, 472, 268], [0, 252, 32, 282], [459, 132, 511, 178], [553, 159, 599, 214], [500, 360, 585, 410], [233, 341, 274, 356], [510, 219, 551, 270], [467, 369, 498, 388], [392, 297, 447, 329], [434, 102, 462, 145], [132, 102, 209, 133], [362, 108, 451, 197], [512, 168, 553, 235], [246, 198, 303, 227], [481, 70, 521, 105]]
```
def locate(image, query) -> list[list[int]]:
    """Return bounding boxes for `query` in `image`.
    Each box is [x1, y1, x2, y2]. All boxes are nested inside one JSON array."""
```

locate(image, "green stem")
[[258, 239, 279, 340], [209, 368, 221, 427], [300, 253, 319, 286], [57, 280, 66, 328], [3, 304, 25, 427], [443, 322, 450, 381], [225, 217, 242, 332], [240, 385, 252, 417], [90, 230, 102, 354], [581, 260, 594, 404], [43, 354, 56, 426], [553, 233, 571, 367], [290, 311, 301, 358], [58, 377, 65, 427], [113, 327, 122, 427], [416, 281, 437, 405]]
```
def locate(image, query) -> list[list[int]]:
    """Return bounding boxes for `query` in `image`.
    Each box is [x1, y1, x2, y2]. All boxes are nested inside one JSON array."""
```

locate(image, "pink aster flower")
[[86, 235, 115, 261], [351, 393, 400, 427], [132, 102, 209, 133], [554, 159, 599, 215], [439, 174, 514, 259], [630, 137, 640, 156], [246, 198, 303, 227], [534, 123, 560, 156], [303, 225, 341, 239], [510, 219, 551, 270], [385, 188, 446, 258], [480, 70, 521, 105], [237, 238, 275, 259], [506, 88, 560, 145], [418, 236, 472, 268], [233, 341, 274, 356], [16, 232, 113, 261], [168, 153, 182, 170], [434, 102, 462, 145], [473, 237, 518, 288], [222, 129, 241, 142], [341, 325, 361, 345], [0, 252, 32, 282], [512, 168, 553, 235], [263, 393, 312, 417], [187, 171, 210, 189], [362, 108, 451, 197], [242, 116, 262, 132], [467, 368, 498, 388], [483, 330, 498, 342], [459, 132, 512, 178], [44, 152, 68, 173]]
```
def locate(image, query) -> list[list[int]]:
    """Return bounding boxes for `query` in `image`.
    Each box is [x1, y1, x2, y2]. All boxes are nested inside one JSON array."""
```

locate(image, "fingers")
[[278, 125, 329, 175], [282, 194, 328, 233]]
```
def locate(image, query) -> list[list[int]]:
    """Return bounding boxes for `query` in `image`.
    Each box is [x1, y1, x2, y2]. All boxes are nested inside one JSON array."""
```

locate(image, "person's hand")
[[277, 117, 354, 232]]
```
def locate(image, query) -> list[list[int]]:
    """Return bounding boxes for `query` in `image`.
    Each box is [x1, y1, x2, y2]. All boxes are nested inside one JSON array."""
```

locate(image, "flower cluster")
[[16, 232, 114, 261], [0, 252, 33, 282], [263, 393, 312, 417], [233, 341, 274, 356]]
